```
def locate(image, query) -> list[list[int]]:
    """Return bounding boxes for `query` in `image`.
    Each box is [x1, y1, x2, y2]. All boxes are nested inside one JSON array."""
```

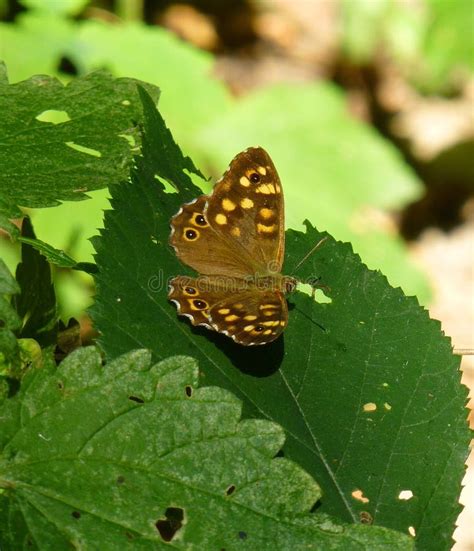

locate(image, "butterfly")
[[168, 147, 298, 346]]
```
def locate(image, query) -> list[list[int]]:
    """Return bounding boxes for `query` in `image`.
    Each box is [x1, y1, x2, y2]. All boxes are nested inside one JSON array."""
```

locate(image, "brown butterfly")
[[168, 147, 297, 346]]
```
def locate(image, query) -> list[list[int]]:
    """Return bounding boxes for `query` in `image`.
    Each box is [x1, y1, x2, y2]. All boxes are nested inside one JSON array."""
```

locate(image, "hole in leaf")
[[398, 490, 413, 500], [351, 489, 369, 503], [359, 511, 373, 524], [154, 174, 178, 194], [238, 531, 248, 540], [116, 475, 125, 485], [128, 395, 144, 403], [226, 485, 236, 496], [36, 110, 71, 124], [408, 526, 416, 537], [363, 402, 377, 412], [65, 141, 102, 157], [297, 282, 332, 303], [71, 511, 81, 519], [185, 385, 193, 397], [384, 402, 392, 411], [122, 99, 131, 106], [156, 507, 184, 542], [119, 133, 136, 147]]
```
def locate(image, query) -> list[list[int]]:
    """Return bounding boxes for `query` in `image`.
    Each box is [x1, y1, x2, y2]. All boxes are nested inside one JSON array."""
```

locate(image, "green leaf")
[[0, 259, 21, 377], [0, 66, 160, 233], [91, 91, 470, 550], [17, 237, 77, 269], [0, 347, 412, 549], [197, 82, 429, 301], [12, 218, 57, 347]]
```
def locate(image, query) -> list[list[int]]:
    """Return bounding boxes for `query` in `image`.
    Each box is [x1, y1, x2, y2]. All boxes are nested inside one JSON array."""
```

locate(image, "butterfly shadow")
[[209, 332, 284, 377]]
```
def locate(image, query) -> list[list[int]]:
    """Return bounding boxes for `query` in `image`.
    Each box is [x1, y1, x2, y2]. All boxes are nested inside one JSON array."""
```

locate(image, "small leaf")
[[0, 348, 413, 549], [17, 237, 77, 269], [13, 218, 57, 347], [91, 92, 470, 550], [0, 66, 160, 233]]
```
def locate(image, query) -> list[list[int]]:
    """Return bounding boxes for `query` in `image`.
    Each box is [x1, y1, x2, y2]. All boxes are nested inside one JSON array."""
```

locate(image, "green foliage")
[[0, 65, 160, 235], [0, 3, 434, 300], [0, 347, 414, 549], [90, 90, 469, 550], [341, 0, 473, 93]]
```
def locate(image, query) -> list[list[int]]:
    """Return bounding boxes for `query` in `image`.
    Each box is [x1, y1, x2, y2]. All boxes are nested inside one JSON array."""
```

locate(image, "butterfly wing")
[[206, 147, 285, 273], [169, 276, 287, 346], [169, 147, 284, 278], [169, 196, 256, 279]]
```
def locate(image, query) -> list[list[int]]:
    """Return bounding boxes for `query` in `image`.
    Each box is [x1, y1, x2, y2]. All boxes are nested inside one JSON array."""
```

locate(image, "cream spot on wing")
[[263, 329, 272, 335], [231, 226, 241, 237], [259, 207, 273, 220], [280, 320, 286, 326], [244, 315, 257, 321], [240, 198, 254, 209], [240, 176, 250, 187], [257, 223, 277, 234], [244, 325, 255, 332], [260, 303, 278, 310], [234, 303, 244, 309], [257, 166, 267, 175], [263, 310, 274, 316], [222, 198, 236, 211], [215, 213, 227, 225], [262, 320, 280, 327], [275, 184, 281, 193], [225, 314, 239, 322], [256, 183, 276, 194], [218, 308, 230, 315]]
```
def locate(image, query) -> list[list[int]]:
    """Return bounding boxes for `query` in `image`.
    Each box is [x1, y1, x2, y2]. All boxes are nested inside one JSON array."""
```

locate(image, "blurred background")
[[0, 0, 472, 547]]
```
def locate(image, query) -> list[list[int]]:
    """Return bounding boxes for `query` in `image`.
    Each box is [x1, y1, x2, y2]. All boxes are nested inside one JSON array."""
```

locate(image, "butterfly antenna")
[[291, 236, 328, 276]]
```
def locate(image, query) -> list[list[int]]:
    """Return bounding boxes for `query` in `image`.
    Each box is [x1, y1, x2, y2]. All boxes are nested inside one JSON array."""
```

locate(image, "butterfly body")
[[169, 147, 295, 346]]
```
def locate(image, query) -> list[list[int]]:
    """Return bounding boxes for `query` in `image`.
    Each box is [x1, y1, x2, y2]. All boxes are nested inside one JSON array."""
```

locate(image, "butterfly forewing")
[[169, 196, 256, 278], [206, 147, 285, 274]]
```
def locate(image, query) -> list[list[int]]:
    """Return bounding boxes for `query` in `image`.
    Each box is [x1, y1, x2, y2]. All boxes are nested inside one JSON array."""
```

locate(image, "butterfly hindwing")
[[169, 276, 287, 346]]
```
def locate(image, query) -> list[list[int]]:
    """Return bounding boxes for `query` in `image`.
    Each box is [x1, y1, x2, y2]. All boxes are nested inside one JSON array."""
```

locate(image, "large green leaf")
[[0, 65, 160, 235], [0, 347, 412, 549], [197, 82, 429, 301], [91, 90, 470, 550]]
